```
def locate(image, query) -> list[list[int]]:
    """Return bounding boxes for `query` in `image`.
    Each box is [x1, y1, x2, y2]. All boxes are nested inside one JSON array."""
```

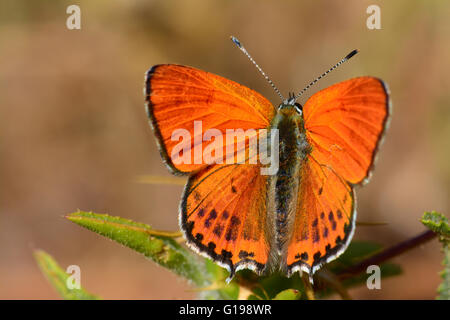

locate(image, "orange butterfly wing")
[[287, 77, 390, 276], [146, 64, 276, 276], [181, 164, 271, 277], [287, 156, 354, 276], [145, 64, 275, 174], [303, 77, 390, 185]]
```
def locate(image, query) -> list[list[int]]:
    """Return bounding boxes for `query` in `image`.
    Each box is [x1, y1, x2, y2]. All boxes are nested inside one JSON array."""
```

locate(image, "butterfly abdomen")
[[270, 106, 311, 259]]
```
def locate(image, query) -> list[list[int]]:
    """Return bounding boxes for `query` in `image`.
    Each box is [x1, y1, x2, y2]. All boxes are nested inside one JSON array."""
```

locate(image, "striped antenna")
[[293, 49, 359, 101], [231, 36, 285, 102]]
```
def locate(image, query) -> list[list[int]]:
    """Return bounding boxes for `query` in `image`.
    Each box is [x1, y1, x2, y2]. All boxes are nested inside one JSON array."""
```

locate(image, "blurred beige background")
[[1, 0, 449, 299]]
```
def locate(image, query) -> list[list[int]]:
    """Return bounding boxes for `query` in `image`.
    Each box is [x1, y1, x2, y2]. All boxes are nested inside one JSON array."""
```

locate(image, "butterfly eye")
[[294, 102, 303, 114]]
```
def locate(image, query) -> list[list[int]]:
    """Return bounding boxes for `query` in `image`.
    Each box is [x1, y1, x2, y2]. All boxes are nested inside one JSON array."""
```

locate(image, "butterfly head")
[[279, 92, 303, 115]]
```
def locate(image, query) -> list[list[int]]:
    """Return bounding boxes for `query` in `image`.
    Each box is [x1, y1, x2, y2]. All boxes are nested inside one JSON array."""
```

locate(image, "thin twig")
[[301, 273, 316, 300], [337, 230, 437, 280]]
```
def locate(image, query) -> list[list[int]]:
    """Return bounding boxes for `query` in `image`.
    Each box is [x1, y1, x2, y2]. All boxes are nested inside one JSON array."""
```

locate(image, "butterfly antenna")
[[231, 36, 285, 102], [293, 49, 359, 101]]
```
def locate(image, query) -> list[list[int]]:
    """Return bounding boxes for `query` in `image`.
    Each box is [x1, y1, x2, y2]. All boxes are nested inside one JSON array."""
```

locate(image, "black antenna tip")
[[230, 36, 242, 48], [345, 49, 359, 60]]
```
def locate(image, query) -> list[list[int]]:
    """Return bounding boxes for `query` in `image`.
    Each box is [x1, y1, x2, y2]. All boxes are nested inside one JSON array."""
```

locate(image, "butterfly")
[[144, 37, 390, 281]]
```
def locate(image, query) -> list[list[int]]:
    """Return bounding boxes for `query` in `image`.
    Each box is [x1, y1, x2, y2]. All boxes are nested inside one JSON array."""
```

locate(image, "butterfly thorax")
[[269, 105, 312, 263]]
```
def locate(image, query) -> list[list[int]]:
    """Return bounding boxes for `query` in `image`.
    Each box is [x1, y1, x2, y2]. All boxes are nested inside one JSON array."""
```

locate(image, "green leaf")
[[66, 210, 210, 286], [194, 260, 234, 299], [421, 211, 450, 244], [34, 249, 100, 300], [421, 211, 450, 300], [218, 282, 240, 300], [273, 289, 302, 300]]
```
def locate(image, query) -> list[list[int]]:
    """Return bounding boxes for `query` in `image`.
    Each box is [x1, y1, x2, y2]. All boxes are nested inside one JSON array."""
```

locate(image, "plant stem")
[[301, 273, 316, 300], [337, 229, 437, 280]]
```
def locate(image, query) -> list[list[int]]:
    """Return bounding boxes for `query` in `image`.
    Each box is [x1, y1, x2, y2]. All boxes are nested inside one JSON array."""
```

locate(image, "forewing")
[[181, 164, 271, 278], [303, 77, 390, 185], [145, 64, 276, 175]]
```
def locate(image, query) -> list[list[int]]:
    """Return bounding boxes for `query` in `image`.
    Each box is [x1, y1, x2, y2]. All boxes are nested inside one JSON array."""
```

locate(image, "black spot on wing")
[[313, 251, 322, 263], [238, 250, 255, 259], [195, 233, 203, 241], [213, 224, 224, 237], [207, 241, 216, 252], [328, 211, 337, 230], [204, 209, 217, 228], [328, 211, 334, 222], [225, 215, 241, 241], [220, 249, 233, 261], [344, 223, 351, 234], [312, 218, 320, 243], [193, 191, 201, 201], [300, 228, 309, 241], [301, 252, 308, 261], [312, 228, 320, 243]]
